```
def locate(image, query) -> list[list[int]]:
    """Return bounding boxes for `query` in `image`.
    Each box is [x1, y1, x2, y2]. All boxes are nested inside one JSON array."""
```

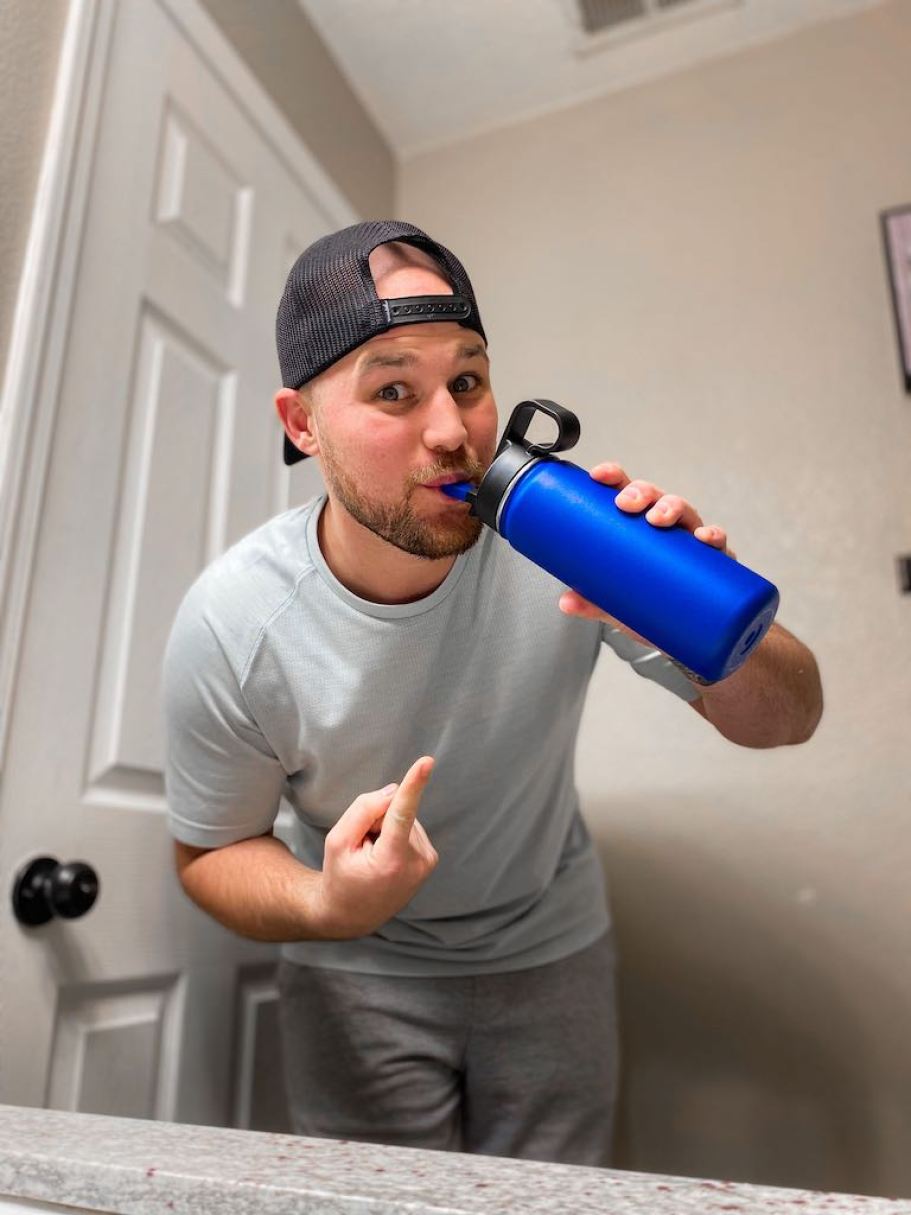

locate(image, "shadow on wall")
[[594, 798, 886, 1197]]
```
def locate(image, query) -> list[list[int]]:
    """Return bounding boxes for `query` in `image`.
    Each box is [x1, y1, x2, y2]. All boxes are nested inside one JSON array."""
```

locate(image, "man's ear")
[[274, 387, 320, 459]]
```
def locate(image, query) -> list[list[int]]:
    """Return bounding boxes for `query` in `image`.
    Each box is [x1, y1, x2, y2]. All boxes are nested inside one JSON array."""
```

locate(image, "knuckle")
[[379, 858, 403, 882]]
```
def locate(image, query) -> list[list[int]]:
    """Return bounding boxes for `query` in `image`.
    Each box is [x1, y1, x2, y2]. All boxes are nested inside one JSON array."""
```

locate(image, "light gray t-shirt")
[[163, 494, 698, 976]]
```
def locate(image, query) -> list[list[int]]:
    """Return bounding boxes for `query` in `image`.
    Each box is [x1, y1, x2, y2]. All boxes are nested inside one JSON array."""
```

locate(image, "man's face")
[[303, 254, 499, 560]]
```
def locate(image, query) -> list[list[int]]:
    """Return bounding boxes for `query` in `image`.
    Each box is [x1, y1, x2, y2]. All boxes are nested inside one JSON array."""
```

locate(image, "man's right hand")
[[315, 756, 439, 939]]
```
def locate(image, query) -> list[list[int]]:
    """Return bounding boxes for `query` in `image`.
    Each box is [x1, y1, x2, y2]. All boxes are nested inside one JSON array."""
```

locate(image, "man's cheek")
[[476, 403, 499, 460], [344, 415, 393, 463]]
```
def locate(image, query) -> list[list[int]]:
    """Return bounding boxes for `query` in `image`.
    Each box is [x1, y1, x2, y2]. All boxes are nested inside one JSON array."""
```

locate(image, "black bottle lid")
[[463, 400, 581, 530]]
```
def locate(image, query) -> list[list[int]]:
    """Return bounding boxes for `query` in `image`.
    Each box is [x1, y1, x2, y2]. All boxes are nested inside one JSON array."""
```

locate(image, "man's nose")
[[422, 388, 469, 453]]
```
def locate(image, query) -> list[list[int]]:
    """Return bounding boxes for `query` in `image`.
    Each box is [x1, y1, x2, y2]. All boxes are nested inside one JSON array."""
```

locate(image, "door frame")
[[0, 0, 359, 769]]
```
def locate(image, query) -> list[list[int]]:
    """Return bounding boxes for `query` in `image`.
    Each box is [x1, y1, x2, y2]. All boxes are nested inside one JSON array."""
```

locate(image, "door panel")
[[0, 0, 335, 1124]]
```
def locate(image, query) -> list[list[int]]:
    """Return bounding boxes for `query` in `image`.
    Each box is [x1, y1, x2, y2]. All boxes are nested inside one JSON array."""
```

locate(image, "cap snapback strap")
[[381, 296, 471, 325]]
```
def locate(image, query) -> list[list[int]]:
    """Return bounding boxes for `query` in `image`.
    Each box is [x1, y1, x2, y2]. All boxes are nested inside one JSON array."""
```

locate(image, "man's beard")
[[319, 444, 489, 559]]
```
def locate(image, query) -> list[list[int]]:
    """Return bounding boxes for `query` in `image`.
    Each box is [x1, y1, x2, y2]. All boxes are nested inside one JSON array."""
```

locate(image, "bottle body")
[[496, 458, 779, 683]]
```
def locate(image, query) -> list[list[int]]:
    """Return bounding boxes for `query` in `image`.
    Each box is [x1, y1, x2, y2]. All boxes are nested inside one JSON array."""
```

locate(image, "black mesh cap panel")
[[276, 220, 487, 464]]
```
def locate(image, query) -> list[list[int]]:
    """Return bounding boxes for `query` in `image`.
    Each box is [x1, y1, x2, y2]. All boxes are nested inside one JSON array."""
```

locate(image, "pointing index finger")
[[375, 757, 434, 851]]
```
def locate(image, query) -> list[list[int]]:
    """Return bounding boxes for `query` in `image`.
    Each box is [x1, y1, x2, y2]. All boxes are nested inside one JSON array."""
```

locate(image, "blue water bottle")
[[441, 399, 779, 683]]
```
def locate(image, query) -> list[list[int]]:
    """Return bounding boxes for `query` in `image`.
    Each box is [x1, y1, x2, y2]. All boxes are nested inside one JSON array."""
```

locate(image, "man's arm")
[[686, 620, 823, 748], [175, 834, 328, 942], [173, 757, 439, 942]]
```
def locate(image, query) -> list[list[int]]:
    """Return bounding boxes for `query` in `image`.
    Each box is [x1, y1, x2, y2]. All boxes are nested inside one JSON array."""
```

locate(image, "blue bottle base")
[[697, 595, 778, 682]]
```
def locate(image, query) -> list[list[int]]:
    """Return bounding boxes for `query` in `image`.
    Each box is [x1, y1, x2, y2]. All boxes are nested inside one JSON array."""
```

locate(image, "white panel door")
[[0, 0, 340, 1125]]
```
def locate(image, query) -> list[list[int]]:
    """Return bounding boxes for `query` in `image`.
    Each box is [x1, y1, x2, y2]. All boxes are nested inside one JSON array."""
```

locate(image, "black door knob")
[[12, 856, 100, 926]]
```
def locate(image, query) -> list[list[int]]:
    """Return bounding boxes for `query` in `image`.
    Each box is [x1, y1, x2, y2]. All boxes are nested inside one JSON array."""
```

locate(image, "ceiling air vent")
[[574, 0, 739, 42], [577, 0, 648, 34]]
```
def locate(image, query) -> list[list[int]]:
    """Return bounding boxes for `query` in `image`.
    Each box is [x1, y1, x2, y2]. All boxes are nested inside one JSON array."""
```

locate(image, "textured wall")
[[400, 0, 911, 1198], [0, 0, 69, 386]]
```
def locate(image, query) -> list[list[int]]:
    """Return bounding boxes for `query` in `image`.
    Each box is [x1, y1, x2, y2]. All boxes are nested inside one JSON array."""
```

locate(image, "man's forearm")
[[688, 621, 823, 748], [176, 834, 340, 943]]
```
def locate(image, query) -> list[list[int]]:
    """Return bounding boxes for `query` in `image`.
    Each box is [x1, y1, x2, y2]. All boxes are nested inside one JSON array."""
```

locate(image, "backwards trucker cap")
[[276, 220, 487, 465]]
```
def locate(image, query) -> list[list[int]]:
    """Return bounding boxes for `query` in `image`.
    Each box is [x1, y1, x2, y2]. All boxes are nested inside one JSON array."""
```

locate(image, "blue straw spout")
[[440, 480, 474, 502]]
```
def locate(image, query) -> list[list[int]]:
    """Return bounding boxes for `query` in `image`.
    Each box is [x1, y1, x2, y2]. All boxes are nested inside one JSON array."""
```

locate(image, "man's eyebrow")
[[356, 351, 419, 375], [457, 343, 489, 363], [355, 343, 489, 377]]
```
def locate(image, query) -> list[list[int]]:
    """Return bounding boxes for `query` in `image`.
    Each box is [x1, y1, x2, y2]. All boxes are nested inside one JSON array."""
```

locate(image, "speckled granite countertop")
[[0, 1105, 908, 1215]]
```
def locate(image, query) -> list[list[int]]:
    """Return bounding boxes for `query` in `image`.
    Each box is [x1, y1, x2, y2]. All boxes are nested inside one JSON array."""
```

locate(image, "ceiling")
[[298, 0, 886, 160]]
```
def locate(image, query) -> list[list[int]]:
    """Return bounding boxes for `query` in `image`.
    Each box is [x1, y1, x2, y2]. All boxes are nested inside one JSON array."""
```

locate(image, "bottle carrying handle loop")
[[496, 399, 581, 459], [471, 400, 581, 529]]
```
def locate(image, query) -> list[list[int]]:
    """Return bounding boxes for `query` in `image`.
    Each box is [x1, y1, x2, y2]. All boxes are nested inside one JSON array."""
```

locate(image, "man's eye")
[[451, 374, 480, 393], [377, 383, 408, 402]]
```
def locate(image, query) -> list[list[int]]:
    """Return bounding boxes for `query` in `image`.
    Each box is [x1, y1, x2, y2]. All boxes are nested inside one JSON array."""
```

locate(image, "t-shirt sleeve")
[[162, 596, 286, 848], [600, 623, 702, 703]]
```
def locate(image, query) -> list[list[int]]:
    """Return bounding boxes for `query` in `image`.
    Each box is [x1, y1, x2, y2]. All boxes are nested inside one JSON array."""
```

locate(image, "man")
[[164, 220, 822, 1166]]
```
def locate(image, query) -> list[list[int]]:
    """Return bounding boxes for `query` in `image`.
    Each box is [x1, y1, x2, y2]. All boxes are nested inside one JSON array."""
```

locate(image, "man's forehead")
[[352, 327, 488, 374]]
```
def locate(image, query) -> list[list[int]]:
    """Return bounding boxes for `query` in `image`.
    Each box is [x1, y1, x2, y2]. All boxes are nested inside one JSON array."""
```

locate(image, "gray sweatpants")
[[276, 931, 619, 1166]]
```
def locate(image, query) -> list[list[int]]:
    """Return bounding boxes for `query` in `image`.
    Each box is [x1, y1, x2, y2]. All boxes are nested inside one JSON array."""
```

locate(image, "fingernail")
[[381, 783, 398, 796]]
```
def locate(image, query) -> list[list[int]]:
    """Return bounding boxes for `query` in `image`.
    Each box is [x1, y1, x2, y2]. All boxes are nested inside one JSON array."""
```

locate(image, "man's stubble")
[[317, 433, 489, 560]]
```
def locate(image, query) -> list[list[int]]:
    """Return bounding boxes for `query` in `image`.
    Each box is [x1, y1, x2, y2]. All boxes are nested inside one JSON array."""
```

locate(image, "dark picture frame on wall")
[[881, 204, 911, 393]]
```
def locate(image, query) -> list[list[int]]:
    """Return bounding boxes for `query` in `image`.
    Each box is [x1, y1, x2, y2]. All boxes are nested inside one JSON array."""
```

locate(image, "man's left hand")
[[557, 462, 736, 641]]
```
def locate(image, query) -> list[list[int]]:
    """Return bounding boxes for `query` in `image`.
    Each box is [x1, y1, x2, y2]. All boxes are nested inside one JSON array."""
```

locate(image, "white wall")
[[401, 0, 910, 1197]]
